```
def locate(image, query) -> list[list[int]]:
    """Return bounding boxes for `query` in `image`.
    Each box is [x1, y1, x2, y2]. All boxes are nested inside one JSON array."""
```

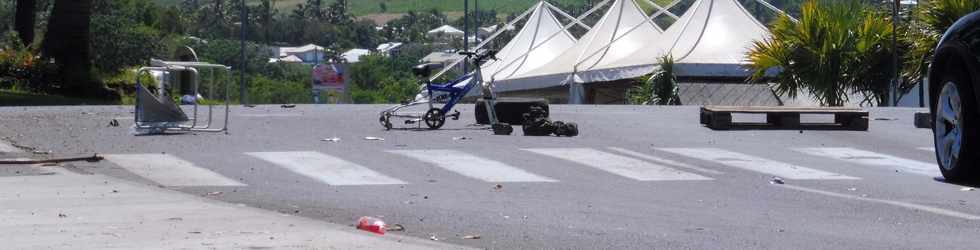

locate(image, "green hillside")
[[154, 0, 567, 15], [153, 0, 673, 16]]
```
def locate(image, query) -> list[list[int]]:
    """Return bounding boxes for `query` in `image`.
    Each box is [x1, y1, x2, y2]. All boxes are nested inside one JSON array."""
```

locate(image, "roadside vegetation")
[[4, 0, 964, 106], [747, 0, 980, 107]]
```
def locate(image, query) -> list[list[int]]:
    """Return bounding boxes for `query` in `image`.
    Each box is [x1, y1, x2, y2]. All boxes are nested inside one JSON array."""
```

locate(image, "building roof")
[[276, 44, 325, 57], [376, 42, 403, 54], [342, 49, 372, 63], [427, 25, 464, 36], [422, 51, 465, 64]]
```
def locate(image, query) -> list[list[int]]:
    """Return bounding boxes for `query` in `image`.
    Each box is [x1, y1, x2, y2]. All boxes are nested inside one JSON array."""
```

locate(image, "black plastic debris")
[[521, 106, 578, 137]]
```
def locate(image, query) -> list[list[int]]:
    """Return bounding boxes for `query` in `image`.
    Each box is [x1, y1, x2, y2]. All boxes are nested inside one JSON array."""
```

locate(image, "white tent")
[[492, 0, 665, 102], [479, 1, 577, 86], [521, 0, 664, 83], [609, 0, 772, 77], [426, 25, 465, 39]]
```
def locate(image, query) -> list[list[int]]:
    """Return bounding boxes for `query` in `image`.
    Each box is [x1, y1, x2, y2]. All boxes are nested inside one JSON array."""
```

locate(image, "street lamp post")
[[890, 0, 900, 106], [463, 0, 469, 73]]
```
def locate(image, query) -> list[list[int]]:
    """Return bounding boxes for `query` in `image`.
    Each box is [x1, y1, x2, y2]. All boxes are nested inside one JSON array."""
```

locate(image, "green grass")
[[0, 90, 119, 106]]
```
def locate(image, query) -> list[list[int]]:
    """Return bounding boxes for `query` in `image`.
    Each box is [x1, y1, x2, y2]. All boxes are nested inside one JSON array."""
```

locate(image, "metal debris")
[[281, 104, 296, 108], [429, 235, 439, 241], [462, 235, 481, 239], [321, 137, 341, 142], [0, 154, 103, 165], [769, 177, 785, 185], [364, 137, 385, 141], [108, 119, 120, 127]]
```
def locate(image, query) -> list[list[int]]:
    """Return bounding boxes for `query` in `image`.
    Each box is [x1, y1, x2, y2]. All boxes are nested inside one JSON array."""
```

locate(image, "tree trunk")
[[14, 0, 35, 46], [43, 0, 114, 99]]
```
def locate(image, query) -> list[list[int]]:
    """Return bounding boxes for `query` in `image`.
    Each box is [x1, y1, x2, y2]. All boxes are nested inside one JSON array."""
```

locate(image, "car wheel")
[[933, 67, 979, 182]]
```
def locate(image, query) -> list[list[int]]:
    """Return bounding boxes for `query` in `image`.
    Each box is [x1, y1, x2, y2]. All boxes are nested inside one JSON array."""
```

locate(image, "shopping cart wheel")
[[424, 108, 446, 130], [379, 112, 392, 130]]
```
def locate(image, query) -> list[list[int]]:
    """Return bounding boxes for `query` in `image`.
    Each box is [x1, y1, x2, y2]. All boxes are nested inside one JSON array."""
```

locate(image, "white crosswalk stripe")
[[104, 154, 246, 187], [523, 148, 712, 181], [657, 148, 858, 180], [246, 151, 406, 186], [607, 147, 725, 175], [795, 147, 940, 176], [388, 150, 556, 183], [0, 142, 20, 153]]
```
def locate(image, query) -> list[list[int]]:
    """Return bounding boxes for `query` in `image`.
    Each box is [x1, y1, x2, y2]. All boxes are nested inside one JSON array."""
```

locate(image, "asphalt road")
[[1, 104, 976, 249]]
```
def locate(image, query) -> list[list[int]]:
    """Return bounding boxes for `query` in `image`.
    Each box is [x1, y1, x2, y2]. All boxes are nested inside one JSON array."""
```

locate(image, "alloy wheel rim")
[[935, 81, 964, 171]]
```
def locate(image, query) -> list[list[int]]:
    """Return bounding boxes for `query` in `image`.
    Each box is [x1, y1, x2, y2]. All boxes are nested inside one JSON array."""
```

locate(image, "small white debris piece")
[[769, 177, 785, 185], [961, 187, 975, 191], [321, 137, 341, 142], [364, 137, 385, 141]]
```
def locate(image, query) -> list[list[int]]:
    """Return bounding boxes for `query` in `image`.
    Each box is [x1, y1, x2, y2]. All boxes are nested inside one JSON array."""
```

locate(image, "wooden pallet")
[[700, 106, 870, 131]]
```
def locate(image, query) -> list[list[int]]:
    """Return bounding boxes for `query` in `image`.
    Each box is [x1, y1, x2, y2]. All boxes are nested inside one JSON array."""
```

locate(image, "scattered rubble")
[[387, 224, 405, 232]]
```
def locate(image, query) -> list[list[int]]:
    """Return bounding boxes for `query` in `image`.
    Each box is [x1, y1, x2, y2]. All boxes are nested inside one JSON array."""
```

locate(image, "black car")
[[928, 10, 980, 181]]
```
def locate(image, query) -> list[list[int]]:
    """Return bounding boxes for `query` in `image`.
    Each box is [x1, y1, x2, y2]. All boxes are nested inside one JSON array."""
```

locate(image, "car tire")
[[933, 65, 979, 182]]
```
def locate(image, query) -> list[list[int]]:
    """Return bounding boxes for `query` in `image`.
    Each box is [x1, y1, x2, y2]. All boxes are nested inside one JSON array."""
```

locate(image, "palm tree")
[[747, 0, 895, 106], [14, 0, 35, 46], [902, 0, 980, 89]]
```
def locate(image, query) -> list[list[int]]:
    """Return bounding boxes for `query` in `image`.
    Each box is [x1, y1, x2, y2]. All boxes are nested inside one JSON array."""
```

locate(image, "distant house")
[[269, 44, 326, 64], [268, 54, 304, 64], [421, 50, 466, 73], [426, 25, 464, 41], [341, 49, 372, 63], [376, 42, 403, 56], [477, 24, 515, 39]]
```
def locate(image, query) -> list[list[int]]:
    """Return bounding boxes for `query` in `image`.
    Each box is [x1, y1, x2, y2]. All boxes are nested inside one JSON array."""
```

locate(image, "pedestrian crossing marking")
[[795, 147, 940, 176], [389, 150, 557, 183], [0, 142, 20, 153], [657, 148, 858, 180], [104, 154, 246, 187], [246, 151, 406, 186], [607, 147, 725, 175], [523, 148, 712, 181]]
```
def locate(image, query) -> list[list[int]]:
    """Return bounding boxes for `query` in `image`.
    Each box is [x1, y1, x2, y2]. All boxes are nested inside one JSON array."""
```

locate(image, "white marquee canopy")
[[431, 0, 784, 103]]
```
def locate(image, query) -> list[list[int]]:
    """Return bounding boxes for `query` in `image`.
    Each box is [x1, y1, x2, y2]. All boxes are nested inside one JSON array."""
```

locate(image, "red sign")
[[312, 63, 346, 91]]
